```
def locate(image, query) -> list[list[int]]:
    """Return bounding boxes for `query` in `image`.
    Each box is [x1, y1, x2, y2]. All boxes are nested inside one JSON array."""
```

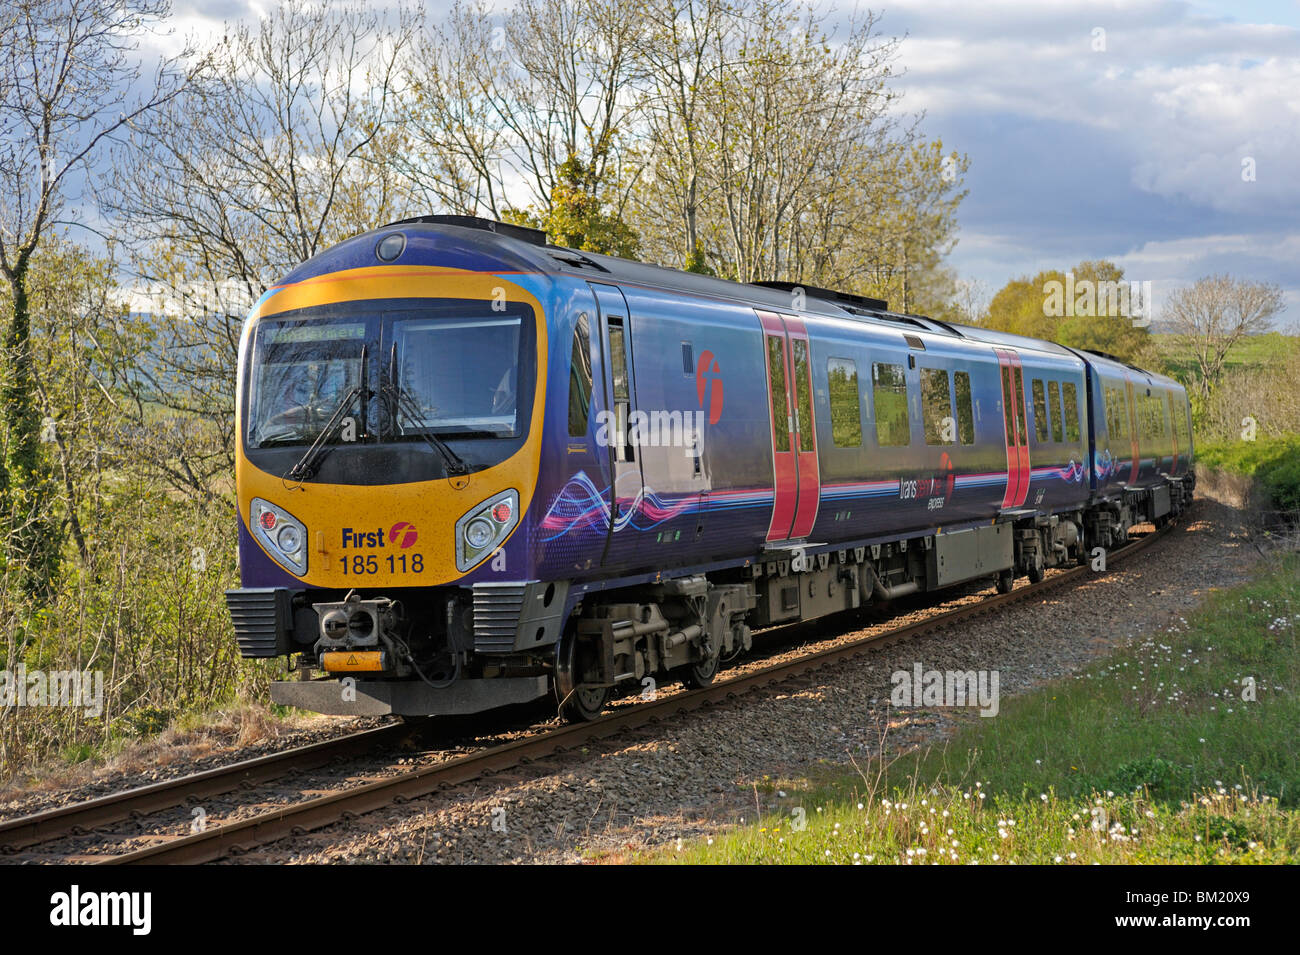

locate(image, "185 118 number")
[[341, 554, 424, 575]]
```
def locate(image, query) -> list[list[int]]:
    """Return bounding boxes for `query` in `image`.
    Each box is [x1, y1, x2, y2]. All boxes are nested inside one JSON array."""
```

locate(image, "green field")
[[1154, 331, 1300, 382], [640, 554, 1300, 864]]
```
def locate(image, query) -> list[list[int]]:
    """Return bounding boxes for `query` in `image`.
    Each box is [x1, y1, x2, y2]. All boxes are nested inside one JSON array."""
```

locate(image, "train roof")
[[383, 218, 1087, 358], [283, 216, 1163, 378]]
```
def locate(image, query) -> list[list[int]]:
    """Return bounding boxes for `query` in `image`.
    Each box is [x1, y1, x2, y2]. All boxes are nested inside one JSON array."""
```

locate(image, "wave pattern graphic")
[[1093, 449, 1117, 482], [539, 471, 696, 541], [1040, 459, 1087, 484]]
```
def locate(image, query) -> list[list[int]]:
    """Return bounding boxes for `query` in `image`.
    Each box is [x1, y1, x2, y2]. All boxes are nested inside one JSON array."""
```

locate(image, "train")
[[227, 215, 1194, 721]]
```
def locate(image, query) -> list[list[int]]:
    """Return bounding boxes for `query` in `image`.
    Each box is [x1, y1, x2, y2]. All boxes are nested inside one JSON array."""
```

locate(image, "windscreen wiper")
[[284, 345, 369, 482], [382, 342, 469, 476], [381, 379, 469, 476]]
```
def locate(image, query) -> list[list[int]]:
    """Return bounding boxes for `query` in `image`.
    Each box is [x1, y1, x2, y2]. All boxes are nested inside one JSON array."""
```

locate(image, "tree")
[[849, 138, 968, 315], [504, 151, 641, 256], [105, 0, 415, 497], [631, 0, 729, 270], [1162, 274, 1285, 404], [0, 237, 148, 566], [951, 277, 991, 326], [0, 0, 189, 599], [983, 260, 1152, 365], [399, 0, 645, 223], [628, 0, 964, 306], [687, 0, 905, 283]]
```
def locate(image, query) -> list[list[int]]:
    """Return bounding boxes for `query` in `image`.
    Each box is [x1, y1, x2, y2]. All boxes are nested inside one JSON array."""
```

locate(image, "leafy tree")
[[0, 0, 189, 599], [983, 260, 1152, 364], [505, 151, 640, 257], [850, 139, 969, 317], [0, 238, 151, 566]]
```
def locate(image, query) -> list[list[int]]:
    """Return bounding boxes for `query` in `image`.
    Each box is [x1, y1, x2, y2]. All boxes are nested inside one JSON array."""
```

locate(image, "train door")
[[995, 347, 1030, 508], [757, 310, 821, 541], [1165, 391, 1179, 476], [1122, 373, 1140, 484], [591, 284, 644, 562]]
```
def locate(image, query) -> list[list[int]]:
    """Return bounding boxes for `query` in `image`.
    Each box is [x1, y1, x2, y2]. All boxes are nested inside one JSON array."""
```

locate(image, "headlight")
[[465, 518, 495, 549], [250, 497, 308, 575], [454, 489, 520, 571], [276, 524, 302, 554]]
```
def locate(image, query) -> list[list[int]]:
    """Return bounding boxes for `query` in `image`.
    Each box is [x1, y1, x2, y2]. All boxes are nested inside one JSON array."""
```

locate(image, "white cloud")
[[879, 1, 1300, 215]]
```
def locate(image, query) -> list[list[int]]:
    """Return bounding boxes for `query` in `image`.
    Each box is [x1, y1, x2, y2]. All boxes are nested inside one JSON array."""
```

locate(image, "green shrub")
[[0, 475, 281, 776], [1197, 434, 1300, 514]]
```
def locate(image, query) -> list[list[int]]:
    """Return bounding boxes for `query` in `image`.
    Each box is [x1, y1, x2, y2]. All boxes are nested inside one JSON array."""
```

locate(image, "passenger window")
[[828, 358, 862, 448], [1032, 378, 1049, 442], [1013, 367, 1027, 444], [608, 325, 628, 400], [607, 319, 633, 461], [921, 367, 953, 445], [791, 338, 813, 451], [1106, 387, 1126, 438], [1063, 382, 1080, 442], [1048, 380, 1063, 442], [767, 335, 790, 453], [954, 370, 974, 445], [568, 313, 592, 437], [872, 361, 909, 447], [1000, 366, 1015, 440]]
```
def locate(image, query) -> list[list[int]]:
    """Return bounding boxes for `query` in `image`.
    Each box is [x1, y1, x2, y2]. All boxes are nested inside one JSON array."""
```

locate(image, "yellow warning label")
[[321, 651, 386, 672]]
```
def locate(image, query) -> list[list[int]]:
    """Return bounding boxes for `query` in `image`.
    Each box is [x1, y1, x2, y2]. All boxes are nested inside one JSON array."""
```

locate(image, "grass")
[[1154, 331, 1300, 382], [639, 553, 1300, 864], [0, 703, 328, 800], [1197, 435, 1300, 514]]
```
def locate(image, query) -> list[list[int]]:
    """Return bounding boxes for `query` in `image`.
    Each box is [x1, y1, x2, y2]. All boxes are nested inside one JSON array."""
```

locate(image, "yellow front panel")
[[235, 267, 547, 588]]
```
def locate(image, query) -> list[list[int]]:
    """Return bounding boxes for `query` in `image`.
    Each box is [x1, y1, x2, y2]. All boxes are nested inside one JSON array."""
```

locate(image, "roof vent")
[[384, 215, 547, 247], [749, 280, 888, 312], [547, 249, 609, 272]]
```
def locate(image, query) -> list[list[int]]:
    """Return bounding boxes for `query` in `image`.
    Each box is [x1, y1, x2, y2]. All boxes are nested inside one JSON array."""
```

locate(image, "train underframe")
[[246, 474, 1194, 721]]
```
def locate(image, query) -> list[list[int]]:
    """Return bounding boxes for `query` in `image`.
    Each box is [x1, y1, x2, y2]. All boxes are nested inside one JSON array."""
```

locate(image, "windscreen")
[[247, 319, 367, 448], [391, 315, 522, 437], [246, 305, 528, 450]]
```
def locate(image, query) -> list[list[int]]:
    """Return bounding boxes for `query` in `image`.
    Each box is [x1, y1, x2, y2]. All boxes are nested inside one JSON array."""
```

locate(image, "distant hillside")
[[1152, 330, 1300, 384]]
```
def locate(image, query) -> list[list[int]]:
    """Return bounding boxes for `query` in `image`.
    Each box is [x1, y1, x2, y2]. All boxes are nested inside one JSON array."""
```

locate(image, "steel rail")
[[0, 722, 414, 852]]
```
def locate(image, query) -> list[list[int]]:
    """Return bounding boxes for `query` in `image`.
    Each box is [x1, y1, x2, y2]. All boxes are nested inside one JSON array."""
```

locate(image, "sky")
[[855, 0, 1300, 325], [150, 0, 1300, 326]]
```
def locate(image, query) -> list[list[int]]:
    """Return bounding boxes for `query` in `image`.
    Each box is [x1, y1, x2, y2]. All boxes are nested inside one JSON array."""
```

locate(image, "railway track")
[[2, 523, 1169, 865], [0, 722, 417, 854]]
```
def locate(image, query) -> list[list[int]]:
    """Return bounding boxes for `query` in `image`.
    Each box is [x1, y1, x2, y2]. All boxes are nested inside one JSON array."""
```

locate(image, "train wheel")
[[560, 682, 609, 723], [555, 629, 609, 723], [680, 648, 720, 689], [1026, 552, 1045, 583], [995, 568, 1014, 594]]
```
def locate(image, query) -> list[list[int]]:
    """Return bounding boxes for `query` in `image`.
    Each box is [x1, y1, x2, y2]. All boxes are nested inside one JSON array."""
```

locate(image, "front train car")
[[227, 217, 558, 717]]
